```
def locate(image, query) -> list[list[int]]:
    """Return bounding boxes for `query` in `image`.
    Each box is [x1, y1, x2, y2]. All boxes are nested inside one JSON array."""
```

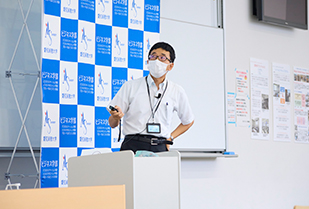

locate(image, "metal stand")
[[4, 0, 41, 189]]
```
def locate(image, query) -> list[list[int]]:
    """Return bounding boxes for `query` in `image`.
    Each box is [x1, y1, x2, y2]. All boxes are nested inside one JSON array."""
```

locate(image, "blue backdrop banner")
[[41, 0, 160, 188]]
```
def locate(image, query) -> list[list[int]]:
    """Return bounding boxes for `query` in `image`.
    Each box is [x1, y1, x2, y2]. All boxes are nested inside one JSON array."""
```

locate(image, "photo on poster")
[[273, 83, 280, 97], [285, 89, 291, 103], [262, 118, 269, 134], [294, 125, 298, 141], [252, 118, 259, 133], [295, 93, 302, 108], [261, 94, 269, 110], [280, 86, 285, 104]]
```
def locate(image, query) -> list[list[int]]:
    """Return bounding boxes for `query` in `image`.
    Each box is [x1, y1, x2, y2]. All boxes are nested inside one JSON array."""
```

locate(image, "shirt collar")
[[147, 75, 168, 90]]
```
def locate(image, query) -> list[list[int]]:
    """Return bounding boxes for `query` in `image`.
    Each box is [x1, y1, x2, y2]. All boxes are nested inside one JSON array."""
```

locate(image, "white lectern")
[[68, 150, 181, 209]]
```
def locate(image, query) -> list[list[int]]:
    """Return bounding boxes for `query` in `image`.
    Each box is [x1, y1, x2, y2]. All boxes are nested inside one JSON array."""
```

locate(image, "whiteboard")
[[160, 18, 226, 151]]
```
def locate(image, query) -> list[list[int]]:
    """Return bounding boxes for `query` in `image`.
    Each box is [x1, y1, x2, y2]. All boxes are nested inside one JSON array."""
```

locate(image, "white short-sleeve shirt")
[[108, 75, 194, 138]]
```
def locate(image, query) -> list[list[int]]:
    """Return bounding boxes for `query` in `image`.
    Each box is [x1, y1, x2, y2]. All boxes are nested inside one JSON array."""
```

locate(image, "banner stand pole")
[[4, 0, 41, 189]]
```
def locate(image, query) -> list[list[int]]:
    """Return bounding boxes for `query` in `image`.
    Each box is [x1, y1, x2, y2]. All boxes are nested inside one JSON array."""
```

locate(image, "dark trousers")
[[120, 136, 168, 153]]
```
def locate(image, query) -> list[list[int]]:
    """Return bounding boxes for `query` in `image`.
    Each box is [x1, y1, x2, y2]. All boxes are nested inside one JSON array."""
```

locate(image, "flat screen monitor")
[[253, 0, 308, 30]]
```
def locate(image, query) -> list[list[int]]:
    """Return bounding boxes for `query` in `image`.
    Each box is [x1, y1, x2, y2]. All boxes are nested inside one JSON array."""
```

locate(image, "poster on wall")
[[250, 58, 270, 140], [235, 69, 250, 127], [293, 66, 309, 143], [227, 92, 236, 124], [41, 0, 161, 188], [272, 63, 291, 142]]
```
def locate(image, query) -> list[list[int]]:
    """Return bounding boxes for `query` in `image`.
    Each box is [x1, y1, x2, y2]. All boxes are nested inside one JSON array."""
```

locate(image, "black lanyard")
[[145, 76, 168, 119]]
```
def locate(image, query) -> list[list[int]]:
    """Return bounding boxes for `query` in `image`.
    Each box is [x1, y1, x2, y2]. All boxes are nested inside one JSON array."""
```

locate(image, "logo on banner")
[[59, 148, 77, 187], [96, 36, 111, 44], [97, 0, 111, 22], [131, 0, 140, 17], [98, 72, 108, 94], [79, 24, 94, 63], [79, 110, 93, 145], [45, 22, 56, 46], [81, 28, 91, 50], [113, 78, 126, 86], [60, 117, 77, 124], [146, 38, 151, 53], [79, 75, 94, 83], [80, 112, 91, 135], [41, 160, 58, 168], [61, 30, 77, 44], [113, 0, 127, 5], [128, 40, 143, 48], [128, 69, 143, 81], [129, 0, 142, 28], [99, 0, 106, 12], [42, 72, 59, 80], [145, 3, 159, 12], [44, 110, 56, 134], [63, 0, 77, 15], [62, 154, 68, 178], [114, 34, 124, 55], [62, 69, 74, 91], [95, 118, 109, 125], [43, 19, 60, 58], [112, 28, 128, 67]]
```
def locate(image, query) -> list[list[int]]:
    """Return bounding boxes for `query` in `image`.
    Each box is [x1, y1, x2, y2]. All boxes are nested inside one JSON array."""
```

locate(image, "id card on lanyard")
[[145, 76, 168, 134]]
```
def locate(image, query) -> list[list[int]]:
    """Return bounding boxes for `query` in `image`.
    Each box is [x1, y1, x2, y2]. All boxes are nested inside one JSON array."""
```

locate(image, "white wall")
[[180, 0, 309, 208]]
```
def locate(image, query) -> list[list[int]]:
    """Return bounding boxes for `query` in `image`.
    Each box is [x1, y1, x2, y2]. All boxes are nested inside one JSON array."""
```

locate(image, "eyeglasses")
[[148, 54, 172, 63]]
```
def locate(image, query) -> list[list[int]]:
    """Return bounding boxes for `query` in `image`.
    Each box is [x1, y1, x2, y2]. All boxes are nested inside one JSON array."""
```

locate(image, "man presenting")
[[108, 42, 194, 152]]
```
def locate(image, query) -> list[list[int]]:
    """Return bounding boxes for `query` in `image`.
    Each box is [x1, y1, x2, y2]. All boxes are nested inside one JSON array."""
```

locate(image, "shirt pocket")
[[165, 101, 174, 122]]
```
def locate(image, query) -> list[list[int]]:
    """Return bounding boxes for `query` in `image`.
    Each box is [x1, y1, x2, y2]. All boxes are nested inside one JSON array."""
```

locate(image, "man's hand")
[[165, 120, 194, 151], [108, 105, 124, 128], [166, 138, 172, 151]]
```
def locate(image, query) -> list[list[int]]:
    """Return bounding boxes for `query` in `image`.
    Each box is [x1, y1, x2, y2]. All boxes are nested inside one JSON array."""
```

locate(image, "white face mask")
[[147, 60, 169, 78]]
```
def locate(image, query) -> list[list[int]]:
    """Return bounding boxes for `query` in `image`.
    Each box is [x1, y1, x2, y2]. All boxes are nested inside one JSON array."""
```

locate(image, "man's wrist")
[[170, 134, 174, 141]]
